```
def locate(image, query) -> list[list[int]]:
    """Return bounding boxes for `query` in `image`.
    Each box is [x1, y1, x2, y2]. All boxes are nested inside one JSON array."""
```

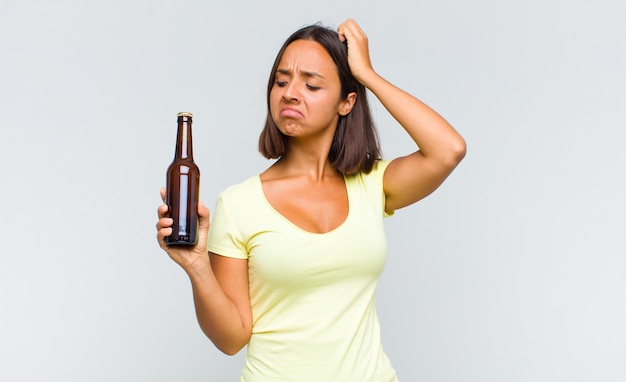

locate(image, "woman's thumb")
[[197, 201, 211, 231]]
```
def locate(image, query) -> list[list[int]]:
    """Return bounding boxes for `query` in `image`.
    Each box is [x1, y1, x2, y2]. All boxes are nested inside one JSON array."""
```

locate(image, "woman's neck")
[[264, 152, 341, 183]]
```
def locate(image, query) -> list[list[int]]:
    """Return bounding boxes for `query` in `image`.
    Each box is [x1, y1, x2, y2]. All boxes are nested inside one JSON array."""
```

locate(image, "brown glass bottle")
[[165, 112, 200, 245]]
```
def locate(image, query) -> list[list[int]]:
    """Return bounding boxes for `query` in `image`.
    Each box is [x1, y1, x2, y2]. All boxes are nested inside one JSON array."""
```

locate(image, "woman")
[[156, 18, 466, 381]]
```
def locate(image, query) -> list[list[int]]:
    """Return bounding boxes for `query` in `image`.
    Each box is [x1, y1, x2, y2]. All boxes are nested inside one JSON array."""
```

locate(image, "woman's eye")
[[306, 84, 321, 91], [276, 81, 287, 87]]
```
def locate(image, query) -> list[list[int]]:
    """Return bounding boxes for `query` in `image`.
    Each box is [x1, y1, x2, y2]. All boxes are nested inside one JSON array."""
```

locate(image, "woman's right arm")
[[156, 188, 252, 355]]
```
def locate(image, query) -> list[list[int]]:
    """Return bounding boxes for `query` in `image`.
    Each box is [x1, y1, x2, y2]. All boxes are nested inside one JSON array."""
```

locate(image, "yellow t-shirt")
[[207, 160, 398, 382]]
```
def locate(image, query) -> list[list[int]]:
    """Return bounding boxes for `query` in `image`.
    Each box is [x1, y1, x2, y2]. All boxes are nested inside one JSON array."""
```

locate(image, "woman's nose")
[[282, 82, 301, 102]]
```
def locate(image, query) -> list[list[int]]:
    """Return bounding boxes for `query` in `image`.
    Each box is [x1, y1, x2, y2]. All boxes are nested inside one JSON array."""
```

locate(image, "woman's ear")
[[338, 92, 357, 116]]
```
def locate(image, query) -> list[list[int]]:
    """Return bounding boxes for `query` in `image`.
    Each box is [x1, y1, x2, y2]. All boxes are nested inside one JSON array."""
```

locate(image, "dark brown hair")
[[258, 23, 381, 175]]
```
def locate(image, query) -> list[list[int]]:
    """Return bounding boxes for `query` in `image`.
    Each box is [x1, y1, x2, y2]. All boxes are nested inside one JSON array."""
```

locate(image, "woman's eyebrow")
[[301, 70, 325, 79], [276, 68, 325, 79]]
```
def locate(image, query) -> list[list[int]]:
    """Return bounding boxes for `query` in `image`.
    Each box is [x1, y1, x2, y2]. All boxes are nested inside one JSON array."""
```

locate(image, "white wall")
[[1, 0, 624, 381]]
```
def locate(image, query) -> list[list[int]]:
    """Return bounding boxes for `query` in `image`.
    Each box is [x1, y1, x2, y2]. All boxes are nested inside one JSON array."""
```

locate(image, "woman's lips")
[[280, 107, 302, 118]]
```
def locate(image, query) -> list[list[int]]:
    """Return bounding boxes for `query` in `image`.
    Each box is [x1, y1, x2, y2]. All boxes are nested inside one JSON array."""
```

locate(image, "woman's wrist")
[[182, 252, 213, 281]]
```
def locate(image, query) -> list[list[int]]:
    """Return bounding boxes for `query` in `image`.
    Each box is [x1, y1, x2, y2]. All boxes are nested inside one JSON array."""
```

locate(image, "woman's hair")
[[258, 23, 381, 175]]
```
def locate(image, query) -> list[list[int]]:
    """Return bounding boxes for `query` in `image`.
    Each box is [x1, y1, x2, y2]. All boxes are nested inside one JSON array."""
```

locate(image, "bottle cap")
[[177, 112, 193, 117]]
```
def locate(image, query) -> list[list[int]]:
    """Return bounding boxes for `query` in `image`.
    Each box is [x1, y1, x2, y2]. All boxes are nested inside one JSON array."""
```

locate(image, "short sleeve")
[[206, 193, 249, 259]]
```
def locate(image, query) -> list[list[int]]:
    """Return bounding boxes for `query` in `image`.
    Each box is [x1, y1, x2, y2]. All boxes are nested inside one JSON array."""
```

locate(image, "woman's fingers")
[[338, 19, 365, 43], [338, 19, 373, 84], [157, 203, 169, 219], [156, 214, 172, 229], [156, 192, 173, 246]]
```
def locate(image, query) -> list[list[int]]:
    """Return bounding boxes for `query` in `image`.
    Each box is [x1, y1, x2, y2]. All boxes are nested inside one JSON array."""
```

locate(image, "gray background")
[[1, 0, 624, 381]]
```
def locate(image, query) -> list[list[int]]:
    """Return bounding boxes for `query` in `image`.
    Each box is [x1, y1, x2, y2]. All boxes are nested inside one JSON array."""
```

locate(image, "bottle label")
[[178, 174, 188, 235]]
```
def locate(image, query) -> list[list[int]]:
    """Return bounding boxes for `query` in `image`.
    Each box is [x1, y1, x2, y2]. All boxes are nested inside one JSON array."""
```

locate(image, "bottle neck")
[[175, 115, 193, 160]]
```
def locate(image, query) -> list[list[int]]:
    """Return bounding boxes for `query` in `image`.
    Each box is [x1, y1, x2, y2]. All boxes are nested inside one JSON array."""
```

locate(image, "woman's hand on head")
[[337, 18, 375, 84], [156, 187, 212, 274]]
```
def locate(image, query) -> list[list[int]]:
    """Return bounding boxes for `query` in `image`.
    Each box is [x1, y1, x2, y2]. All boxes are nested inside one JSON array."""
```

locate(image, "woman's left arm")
[[339, 19, 466, 212]]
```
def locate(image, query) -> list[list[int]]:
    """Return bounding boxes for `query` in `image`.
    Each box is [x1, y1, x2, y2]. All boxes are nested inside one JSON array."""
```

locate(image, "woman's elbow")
[[445, 136, 467, 168], [211, 332, 251, 356], [220, 345, 245, 356], [454, 136, 467, 162], [215, 340, 248, 356]]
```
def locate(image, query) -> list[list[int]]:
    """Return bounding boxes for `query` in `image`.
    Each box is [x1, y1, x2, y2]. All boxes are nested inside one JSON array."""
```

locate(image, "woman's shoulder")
[[349, 159, 392, 183], [211, 175, 267, 221], [370, 158, 392, 174], [218, 175, 261, 200]]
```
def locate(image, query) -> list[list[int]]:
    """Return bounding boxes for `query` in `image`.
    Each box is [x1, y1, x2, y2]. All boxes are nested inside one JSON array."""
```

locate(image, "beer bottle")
[[165, 112, 200, 245]]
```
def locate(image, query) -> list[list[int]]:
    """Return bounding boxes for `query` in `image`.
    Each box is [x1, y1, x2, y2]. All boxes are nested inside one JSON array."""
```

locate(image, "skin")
[[156, 18, 466, 355], [262, 39, 356, 234]]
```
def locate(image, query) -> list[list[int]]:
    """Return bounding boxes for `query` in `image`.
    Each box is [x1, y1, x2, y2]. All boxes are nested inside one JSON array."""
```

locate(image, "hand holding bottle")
[[156, 187, 212, 275]]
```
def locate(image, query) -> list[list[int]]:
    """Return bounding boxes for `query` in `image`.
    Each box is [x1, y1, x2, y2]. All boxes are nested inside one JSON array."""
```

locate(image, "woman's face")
[[269, 39, 353, 141]]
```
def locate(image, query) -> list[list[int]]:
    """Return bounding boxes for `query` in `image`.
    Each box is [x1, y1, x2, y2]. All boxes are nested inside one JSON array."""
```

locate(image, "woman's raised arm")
[[338, 19, 466, 212]]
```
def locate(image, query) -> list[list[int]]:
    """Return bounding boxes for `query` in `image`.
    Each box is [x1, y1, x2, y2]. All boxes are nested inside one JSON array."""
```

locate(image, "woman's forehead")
[[277, 40, 337, 76]]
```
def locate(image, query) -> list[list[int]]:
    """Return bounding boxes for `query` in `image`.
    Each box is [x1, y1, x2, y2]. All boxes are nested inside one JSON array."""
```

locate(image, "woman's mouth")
[[280, 107, 302, 118]]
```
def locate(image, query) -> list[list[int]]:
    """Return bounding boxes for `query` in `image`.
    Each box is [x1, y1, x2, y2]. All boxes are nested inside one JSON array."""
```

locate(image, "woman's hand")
[[156, 187, 212, 275], [337, 18, 376, 85]]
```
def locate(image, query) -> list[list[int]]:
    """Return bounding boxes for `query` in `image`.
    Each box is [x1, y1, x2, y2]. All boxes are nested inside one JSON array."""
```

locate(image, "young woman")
[[156, 18, 466, 381]]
